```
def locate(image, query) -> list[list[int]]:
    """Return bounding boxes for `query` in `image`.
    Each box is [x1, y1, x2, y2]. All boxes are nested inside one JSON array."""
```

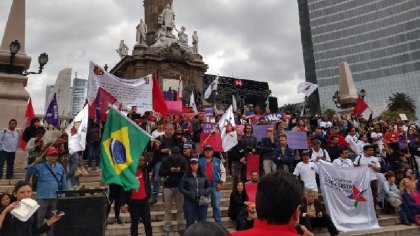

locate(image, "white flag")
[[318, 161, 379, 232], [297, 82, 319, 96], [265, 96, 269, 110], [177, 75, 183, 100], [218, 105, 237, 152], [232, 95, 237, 111], [189, 91, 198, 113], [204, 75, 219, 99], [65, 105, 88, 155]]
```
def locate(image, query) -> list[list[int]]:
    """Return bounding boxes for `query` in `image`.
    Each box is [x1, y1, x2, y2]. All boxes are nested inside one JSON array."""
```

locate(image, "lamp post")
[[7, 40, 48, 76], [332, 90, 341, 108]]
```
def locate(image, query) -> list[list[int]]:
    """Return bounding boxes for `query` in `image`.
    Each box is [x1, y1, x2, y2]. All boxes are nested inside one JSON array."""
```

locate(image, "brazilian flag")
[[100, 106, 151, 190]]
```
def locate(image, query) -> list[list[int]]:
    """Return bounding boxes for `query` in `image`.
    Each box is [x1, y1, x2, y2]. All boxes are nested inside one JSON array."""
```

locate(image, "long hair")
[[233, 181, 249, 201], [185, 162, 205, 177]]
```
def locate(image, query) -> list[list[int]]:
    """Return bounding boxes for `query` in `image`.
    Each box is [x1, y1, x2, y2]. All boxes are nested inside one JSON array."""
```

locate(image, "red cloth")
[[97, 87, 117, 122], [199, 133, 223, 152], [152, 74, 168, 116], [19, 97, 35, 150], [165, 101, 182, 115], [412, 192, 420, 205], [131, 169, 147, 200], [352, 97, 368, 115], [231, 219, 300, 236], [246, 154, 260, 180], [245, 181, 258, 202], [205, 161, 214, 183], [384, 131, 399, 143]]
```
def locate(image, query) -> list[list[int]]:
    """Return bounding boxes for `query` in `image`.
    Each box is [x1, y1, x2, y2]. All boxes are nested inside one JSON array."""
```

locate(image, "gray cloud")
[[0, 0, 305, 113]]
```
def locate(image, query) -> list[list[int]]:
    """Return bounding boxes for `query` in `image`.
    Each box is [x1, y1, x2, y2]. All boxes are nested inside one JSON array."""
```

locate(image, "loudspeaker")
[[54, 196, 107, 236]]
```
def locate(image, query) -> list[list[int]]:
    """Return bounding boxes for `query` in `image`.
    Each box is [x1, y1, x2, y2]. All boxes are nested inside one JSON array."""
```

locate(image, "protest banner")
[[165, 101, 182, 115], [252, 125, 269, 141], [285, 131, 309, 149], [203, 122, 217, 133]]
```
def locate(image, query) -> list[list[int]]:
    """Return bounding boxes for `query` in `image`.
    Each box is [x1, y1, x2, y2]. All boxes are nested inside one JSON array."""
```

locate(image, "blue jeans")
[[183, 198, 208, 228], [152, 162, 161, 199], [87, 142, 100, 168], [210, 186, 222, 224], [0, 151, 15, 178]]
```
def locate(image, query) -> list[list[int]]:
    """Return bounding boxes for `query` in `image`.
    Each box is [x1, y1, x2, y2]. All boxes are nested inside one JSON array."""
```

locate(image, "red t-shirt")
[[131, 169, 147, 200], [205, 160, 214, 183], [231, 219, 300, 236]]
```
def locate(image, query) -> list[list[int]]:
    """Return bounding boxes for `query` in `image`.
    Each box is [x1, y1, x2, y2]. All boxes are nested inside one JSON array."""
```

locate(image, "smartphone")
[[52, 210, 65, 216]]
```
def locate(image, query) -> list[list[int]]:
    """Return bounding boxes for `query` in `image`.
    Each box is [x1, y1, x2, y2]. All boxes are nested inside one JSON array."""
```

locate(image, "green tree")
[[379, 109, 416, 123], [323, 108, 336, 119], [282, 103, 299, 114], [387, 92, 416, 114]]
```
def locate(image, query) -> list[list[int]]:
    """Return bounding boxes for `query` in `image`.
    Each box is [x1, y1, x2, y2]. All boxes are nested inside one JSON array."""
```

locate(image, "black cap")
[[301, 150, 310, 155], [204, 145, 213, 151]]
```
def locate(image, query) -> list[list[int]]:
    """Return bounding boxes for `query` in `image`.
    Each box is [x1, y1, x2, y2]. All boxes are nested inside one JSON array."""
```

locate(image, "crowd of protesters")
[[1, 102, 419, 235]]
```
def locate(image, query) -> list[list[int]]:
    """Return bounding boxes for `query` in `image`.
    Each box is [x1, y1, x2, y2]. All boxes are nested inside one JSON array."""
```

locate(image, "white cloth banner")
[[87, 61, 153, 114], [204, 75, 219, 99], [65, 105, 88, 155], [318, 161, 380, 232], [218, 105, 237, 152], [297, 82, 318, 96], [189, 91, 198, 113]]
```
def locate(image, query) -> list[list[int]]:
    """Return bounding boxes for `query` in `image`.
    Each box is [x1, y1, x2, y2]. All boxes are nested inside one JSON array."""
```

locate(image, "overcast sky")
[[0, 0, 306, 113]]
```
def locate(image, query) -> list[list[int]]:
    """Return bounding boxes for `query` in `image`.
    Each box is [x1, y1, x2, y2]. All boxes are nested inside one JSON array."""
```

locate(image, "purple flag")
[[45, 93, 60, 129], [252, 125, 270, 141]]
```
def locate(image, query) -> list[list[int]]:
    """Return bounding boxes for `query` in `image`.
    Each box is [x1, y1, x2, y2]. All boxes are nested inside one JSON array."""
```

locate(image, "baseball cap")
[[301, 150, 310, 155], [183, 143, 192, 149], [47, 147, 59, 156], [190, 158, 199, 163], [203, 145, 213, 151]]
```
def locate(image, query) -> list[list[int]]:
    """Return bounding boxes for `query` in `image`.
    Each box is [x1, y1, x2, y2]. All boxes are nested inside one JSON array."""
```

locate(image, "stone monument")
[[337, 61, 358, 116], [0, 0, 31, 128], [111, 0, 207, 104]]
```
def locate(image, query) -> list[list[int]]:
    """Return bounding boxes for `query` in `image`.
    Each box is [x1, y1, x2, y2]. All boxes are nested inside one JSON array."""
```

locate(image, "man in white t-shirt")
[[310, 139, 331, 162], [370, 126, 384, 153], [345, 127, 358, 160], [151, 121, 165, 139], [354, 145, 381, 217], [332, 147, 354, 168], [293, 150, 319, 197]]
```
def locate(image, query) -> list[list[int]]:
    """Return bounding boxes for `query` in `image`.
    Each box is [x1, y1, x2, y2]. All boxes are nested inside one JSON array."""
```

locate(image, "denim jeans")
[[0, 151, 15, 178], [152, 162, 161, 200], [183, 198, 208, 228], [87, 142, 100, 168], [210, 186, 222, 224]]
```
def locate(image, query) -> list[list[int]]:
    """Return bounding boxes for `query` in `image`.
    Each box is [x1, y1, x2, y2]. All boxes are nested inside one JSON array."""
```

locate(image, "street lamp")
[[358, 89, 367, 99], [7, 40, 49, 76], [332, 90, 341, 108]]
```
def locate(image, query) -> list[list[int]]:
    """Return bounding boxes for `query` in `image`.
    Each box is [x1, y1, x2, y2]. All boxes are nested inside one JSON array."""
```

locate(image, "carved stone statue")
[[115, 40, 129, 58], [159, 4, 176, 31], [178, 26, 188, 45], [136, 19, 147, 46], [192, 31, 199, 54]]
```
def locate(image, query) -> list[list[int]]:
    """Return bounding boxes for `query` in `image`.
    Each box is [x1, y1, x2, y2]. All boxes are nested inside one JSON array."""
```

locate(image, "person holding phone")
[[0, 181, 63, 236]]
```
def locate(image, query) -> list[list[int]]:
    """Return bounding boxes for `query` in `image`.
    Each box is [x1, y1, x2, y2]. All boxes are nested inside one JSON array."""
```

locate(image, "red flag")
[[352, 97, 368, 115], [97, 87, 117, 122], [19, 98, 35, 150], [152, 74, 168, 116]]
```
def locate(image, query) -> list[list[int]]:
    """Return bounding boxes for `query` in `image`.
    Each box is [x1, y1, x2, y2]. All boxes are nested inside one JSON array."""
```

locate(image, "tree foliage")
[[323, 108, 336, 119], [282, 103, 299, 115], [387, 92, 416, 114], [379, 109, 416, 123]]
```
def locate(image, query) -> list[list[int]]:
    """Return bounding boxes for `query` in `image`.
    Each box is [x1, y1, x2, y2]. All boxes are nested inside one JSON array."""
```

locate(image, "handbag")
[[198, 195, 211, 206], [75, 165, 89, 177]]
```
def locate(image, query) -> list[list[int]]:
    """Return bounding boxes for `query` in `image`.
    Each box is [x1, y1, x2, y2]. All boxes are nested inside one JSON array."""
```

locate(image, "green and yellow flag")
[[100, 106, 151, 190]]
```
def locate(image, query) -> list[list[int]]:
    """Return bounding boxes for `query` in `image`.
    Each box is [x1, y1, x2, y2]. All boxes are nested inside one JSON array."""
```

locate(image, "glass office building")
[[297, 0, 420, 119]]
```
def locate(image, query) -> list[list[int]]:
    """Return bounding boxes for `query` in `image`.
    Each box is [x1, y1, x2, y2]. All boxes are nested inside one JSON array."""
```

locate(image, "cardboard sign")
[[399, 114, 408, 121], [264, 112, 282, 122], [252, 125, 270, 141], [285, 131, 309, 149], [199, 132, 223, 152], [204, 107, 214, 116]]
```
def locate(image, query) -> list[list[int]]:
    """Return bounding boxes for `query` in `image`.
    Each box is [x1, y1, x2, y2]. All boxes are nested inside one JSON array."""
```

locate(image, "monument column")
[[143, 0, 173, 45], [338, 61, 358, 116], [0, 0, 31, 128]]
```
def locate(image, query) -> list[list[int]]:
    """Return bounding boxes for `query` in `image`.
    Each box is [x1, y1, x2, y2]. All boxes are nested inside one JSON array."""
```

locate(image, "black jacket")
[[125, 164, 153, 202], [228, 140, 246, 163], [228, 190, 249, 220], [260, 137, 275, 160], [159, 154, 187, 188], [0, 211, 50, 236], [179, 173, 211, 202]]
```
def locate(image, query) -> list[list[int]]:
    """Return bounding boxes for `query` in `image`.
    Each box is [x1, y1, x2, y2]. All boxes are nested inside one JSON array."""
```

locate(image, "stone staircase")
[[4, 150, 420, 236]]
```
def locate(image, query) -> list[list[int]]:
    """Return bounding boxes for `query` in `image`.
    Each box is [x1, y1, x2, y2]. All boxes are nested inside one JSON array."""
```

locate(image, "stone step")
[[109, 206, 230, 223], [105, 217, 233, 236], [315, 224, 420, 236]]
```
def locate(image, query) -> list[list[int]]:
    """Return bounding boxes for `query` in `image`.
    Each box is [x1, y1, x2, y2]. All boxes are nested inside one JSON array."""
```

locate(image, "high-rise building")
[[297, 0, 420, 118], [44, 68, 72, 116], [71, 77, 88, 117]]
